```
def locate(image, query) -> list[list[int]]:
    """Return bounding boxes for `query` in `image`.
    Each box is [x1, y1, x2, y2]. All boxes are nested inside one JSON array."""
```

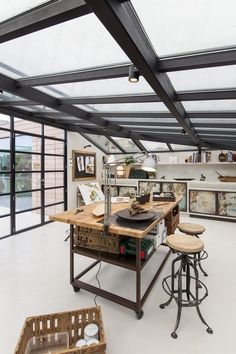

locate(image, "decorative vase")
[[218, 151, 226, 162]]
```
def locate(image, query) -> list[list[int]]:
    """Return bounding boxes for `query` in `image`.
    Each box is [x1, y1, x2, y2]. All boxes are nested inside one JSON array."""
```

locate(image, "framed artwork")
[[138, 181, 161, 195], [189, 190, 216, 215], [217, 192, 236, 217], [78, 182, 104, 205], [162, 182, 187, 212], [118, 186, 137, 198], [72, 150, 96, 181]]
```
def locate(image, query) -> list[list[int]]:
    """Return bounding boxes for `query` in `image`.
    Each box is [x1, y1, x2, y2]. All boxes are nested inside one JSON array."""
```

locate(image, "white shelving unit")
[[157, 162, 236, 166]]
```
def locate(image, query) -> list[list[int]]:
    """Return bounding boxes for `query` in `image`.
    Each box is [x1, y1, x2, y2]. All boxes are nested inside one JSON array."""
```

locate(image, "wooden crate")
[[165, 205, 179, 235], [74, 226, 120, 254], [14, 306, 106, 354]]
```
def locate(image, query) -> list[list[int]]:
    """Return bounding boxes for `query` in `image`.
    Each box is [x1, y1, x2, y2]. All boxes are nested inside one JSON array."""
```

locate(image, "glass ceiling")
[[0, 0, 235, 153], [47, 77, 154, 97], [132, 0, 236, 56], [0, 0, 48, 22], [0, 14, 128, 76]]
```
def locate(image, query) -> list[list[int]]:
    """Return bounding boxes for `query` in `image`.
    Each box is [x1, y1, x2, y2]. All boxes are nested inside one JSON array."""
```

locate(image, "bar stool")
[[160, 234, 213, 339], [177, 223, 208, 277]]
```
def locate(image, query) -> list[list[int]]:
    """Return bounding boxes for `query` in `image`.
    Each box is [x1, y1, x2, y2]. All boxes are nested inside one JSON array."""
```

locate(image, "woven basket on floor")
[[14, 306, 106, 354]]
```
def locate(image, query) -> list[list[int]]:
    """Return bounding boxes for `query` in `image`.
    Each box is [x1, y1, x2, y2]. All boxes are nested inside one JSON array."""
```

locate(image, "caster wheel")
[[136, 310, 144, 319], [159, 304, 165, 309], [207, 327, 213, 334], [73, 286, 80, 293], [171, 332, 178, 339]]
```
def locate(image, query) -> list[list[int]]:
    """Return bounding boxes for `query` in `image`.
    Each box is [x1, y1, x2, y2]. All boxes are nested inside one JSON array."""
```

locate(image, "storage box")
[[74, 226, 120, 254], [14, 306, 106, 354]]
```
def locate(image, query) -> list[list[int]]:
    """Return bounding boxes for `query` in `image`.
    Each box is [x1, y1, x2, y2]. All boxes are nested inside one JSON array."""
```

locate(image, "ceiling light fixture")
[[128, 65, 140, 83]]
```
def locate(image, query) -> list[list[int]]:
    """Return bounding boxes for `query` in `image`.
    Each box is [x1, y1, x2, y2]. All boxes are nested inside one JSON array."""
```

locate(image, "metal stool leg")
[[171, 260, 183, 339], [193, 233, 208, 277], [160, 255, 181, 309], [193, 264, 213, 334]]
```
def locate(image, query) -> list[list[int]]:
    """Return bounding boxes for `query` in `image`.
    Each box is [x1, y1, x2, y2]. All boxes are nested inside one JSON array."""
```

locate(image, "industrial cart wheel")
[[171, 332, 177, 339], [207, 327, 213, 334], [135, 310, 144, 319], [73, 286, 80, 293]]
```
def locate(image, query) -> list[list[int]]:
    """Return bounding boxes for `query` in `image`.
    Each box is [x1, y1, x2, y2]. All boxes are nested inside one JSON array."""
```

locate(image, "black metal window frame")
[[0, 115, 67, 240]]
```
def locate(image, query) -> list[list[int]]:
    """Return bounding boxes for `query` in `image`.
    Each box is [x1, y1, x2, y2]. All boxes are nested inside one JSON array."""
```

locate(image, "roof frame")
[[0, 0, 91, 44]]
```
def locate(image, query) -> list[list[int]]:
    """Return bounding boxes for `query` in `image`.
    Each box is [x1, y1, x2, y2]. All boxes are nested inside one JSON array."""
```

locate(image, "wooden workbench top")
[[50, 197, 181, 239]]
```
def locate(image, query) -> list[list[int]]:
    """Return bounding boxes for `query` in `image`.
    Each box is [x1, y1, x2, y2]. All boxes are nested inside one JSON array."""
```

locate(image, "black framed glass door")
[[0, 115, 67, 239]]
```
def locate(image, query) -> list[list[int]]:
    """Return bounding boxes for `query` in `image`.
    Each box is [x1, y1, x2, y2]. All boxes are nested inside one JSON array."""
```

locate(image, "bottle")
[[227, 151, 233, 162]]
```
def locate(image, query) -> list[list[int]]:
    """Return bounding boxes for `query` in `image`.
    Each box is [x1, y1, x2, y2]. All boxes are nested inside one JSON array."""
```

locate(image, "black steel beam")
[[106, 136, 126, 153], [79, 133, 108, 154], [0, 72, 134, 138], [178, 89, 236, 101], [189, 111, 236, 119], [0, 106, 66, 129], [131, 139, 146, 152], [14, 46, 236, 87], [0, 0, 91, 43], [18, 63, 131, 87], [2, 88, 236, 106], [61, 93, 160, 105], [159, 46, 236, 72], [90, 111, 174, 118], [194, 123, 236, 129], [36, 1, 204, 143]]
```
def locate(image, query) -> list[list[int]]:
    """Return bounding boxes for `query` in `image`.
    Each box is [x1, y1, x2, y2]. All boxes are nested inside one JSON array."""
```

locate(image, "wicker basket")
[[218, 176, 236, 182], [14, 306, 106, 354], [74, 226, 120, 254]]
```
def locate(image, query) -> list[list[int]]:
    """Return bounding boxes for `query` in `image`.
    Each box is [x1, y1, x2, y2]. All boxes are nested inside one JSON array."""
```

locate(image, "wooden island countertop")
[[50, 197, 181, 239]]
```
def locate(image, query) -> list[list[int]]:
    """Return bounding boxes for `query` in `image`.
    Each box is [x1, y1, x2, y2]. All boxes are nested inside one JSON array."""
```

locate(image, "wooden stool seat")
[[167, 234, 204, 254], [177, 223, 205, 235]]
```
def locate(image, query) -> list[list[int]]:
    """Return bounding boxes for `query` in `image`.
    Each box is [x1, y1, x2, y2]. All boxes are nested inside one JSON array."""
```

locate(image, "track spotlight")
[[128, 65, 140, 83]]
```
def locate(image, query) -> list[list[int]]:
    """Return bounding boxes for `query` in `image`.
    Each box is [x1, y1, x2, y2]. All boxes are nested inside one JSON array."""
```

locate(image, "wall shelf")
[[157, 162, 236, 165]]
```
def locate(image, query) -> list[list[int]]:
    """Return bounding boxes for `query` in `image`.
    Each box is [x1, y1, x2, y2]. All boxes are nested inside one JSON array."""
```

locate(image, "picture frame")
[[72, 150, 96, 181]]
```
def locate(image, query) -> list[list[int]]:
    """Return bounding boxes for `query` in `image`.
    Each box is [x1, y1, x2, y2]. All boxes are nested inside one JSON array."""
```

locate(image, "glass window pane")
[[45, 156, 64, 171], [0, 130, 10, 149], [45, 138, 64, 155], [183, 100, 236, 111], [140, 141, 169, 151], [0, 0, 49, 22], [111, 137, 140, 152], [170, 144, 196, 151], [90, 102, 169, 112], [0, 152, 10, 171], [15, 172, 41, 192], [15, 191, 41, 211], [50, 77, 153, 97], [0, 216, 10, 238], [45, 203, 64, 221], [0, 114, 10, 129], [44, 126, 65, 140], [133, 0, 236, 55], [0, 195, 10, 215], [14, 118, 42, 135], [168, 65, 236, 91], [15, 153, 41, 171], [45, 188, 64, 205], [16, 210, 41, 231], [0, 173, 10, 194], [15, 134, 41, 153], [85, 134, 121, 153], [0, 14, 128, 76], [45, 172, 64, 188]]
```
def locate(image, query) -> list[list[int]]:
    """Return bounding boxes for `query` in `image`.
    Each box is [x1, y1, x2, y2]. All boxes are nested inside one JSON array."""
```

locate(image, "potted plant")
[[124, 156, 136, 178]]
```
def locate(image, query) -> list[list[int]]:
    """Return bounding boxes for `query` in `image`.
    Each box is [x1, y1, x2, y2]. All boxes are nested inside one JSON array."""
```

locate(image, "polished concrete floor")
[[1, 215, 236, 354]]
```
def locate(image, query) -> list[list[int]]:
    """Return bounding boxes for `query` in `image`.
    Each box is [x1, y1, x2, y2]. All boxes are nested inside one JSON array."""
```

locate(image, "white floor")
[[1, 215, 236, 354]]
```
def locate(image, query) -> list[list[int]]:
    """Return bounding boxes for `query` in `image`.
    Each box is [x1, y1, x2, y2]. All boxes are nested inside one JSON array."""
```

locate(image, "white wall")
[[67, 132, 104, 209], [154, 150, 236, 181]]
